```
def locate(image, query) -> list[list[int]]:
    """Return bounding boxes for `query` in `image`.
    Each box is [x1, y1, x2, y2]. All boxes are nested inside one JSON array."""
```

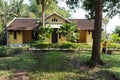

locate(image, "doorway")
[[52, 28, 58, 43]]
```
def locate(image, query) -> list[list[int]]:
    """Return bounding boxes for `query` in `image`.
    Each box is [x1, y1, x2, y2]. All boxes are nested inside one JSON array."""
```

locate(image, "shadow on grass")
[[92, 70, 120, 80]]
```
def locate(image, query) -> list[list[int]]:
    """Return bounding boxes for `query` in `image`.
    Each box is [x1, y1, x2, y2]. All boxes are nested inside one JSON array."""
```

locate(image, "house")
[[7, 13, 94, 45]]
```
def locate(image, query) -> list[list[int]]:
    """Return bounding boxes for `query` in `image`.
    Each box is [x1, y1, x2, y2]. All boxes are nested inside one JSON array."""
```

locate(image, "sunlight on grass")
[[29, 72, 90, 80]]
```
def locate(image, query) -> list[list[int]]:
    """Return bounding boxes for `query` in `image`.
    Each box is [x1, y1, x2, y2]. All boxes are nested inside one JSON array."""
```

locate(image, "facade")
[[7, 13, 94, 45]]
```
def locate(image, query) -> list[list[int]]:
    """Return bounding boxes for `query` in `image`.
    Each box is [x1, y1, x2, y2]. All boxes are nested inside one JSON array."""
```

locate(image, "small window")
[[14, 31, 17, 39], [88, 31, 91, 34], [9, 31, 12, 35], [18, 31, 20, 34], [52, 18, 58, 22], [59, 34, 61, 39]]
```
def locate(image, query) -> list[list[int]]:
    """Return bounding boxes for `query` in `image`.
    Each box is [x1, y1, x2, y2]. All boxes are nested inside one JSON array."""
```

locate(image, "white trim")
[[7, 17, 16, 26], [45, 12, 71, 22]]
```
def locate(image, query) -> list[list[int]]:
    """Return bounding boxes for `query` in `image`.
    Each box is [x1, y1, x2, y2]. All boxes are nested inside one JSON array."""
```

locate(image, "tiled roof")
[[68, 19, 94, 30], [7, 17, 94, 31], [7, 18, 39, 30]]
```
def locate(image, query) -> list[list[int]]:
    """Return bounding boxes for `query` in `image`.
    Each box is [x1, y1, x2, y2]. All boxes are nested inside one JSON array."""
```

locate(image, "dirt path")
[[3, 70, 29, 80]]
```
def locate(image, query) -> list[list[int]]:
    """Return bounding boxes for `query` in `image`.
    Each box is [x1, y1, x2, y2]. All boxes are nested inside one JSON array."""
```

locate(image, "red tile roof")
[[7, 18, 39, 30], [7, 16, 94, 31], [68, 19, 94, 30]]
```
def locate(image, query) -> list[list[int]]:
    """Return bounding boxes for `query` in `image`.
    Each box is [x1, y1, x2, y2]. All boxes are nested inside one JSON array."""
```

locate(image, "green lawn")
[[0, 50, 120, 80]]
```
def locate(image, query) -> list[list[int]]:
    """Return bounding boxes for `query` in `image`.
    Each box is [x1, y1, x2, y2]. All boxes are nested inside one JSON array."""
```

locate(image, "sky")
[[24, 0, 120, 33]]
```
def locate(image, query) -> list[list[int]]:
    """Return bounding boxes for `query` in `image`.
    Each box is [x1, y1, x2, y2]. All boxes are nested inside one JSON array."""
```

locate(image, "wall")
[[58, 34, 66, 43], [86, 31, 93, 44], [78, 30, 86, 43], [23, 30, 32, 43], [8, 31, 23, 44]]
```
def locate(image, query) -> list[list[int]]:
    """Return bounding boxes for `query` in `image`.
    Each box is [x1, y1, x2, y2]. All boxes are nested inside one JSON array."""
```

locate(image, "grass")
[[0, 52, 36, 79], [29, 51, 120, 80], [0, 50, 120, 80]]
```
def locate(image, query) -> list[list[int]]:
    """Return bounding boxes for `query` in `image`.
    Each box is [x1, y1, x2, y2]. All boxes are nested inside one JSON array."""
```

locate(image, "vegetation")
[[0, 50, 120, 79], [39, 25, 53, 42], [0, 52, 36, 79], [58, 22, 79, 42], [31, 42, 92, 50], [0, 46, 24, 57]]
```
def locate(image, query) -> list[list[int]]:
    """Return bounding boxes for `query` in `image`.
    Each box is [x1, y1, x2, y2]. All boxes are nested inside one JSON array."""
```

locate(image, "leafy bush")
[[107, 43, 120, 49], [0, 46, 23, 57], [60, 42, 76, 49], [0, 46, 12, 57], [76, 43, 92, 49], [31, 41, 92, 50], [11, 48, 23, 55], [31, 42, 52, 49]]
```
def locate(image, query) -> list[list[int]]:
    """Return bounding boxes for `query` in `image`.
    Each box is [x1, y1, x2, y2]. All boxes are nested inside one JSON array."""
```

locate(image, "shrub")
[[107, 43, 120, 49], [11, 48, 23, 55], [60, 42, 80, 49], [0, 46, 23, 57], [0, 46, 12, 57]]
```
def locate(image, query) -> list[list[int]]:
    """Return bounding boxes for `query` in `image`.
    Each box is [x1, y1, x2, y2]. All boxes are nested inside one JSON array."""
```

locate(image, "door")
[[52, 28, 58, 43]]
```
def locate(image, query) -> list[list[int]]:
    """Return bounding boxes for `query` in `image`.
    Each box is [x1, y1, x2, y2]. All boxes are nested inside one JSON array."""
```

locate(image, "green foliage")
[[31, 41, 92, 50], [58, 22, 79, 42], [111, 34, 120, 43], [29, 0, 70, 18], [39, 25, 53, 42], [29, 51, 120, 80], [0, 46, 23, 57], [0, 32, 7, 45], [107, 42, 120, 49], [60, 42, 75, 49], [0, 46, 12, 57], [113, 26, 120, 36], [82, 0, 120, 19]]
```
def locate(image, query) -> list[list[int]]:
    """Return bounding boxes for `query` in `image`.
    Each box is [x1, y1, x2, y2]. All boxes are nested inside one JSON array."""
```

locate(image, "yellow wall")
[[8, 31, 23, 44], [78, 30, 86, 43], [23, 31, 32, 43], [86, 31, 93, 44], [58, 34, 66, 43]]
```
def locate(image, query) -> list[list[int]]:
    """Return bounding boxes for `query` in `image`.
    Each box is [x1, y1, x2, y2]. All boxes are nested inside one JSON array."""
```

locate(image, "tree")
[[35, 0, 54, 26], [81, 0, 120, 65], [58, 22, 79, 42], [91, 0, 103, 65], [113, 26, 120, 36], [0, 0, 24, 45], [82, 0, 120, 19], [39, 25, 53, 43], [29, 0, 70, 18]]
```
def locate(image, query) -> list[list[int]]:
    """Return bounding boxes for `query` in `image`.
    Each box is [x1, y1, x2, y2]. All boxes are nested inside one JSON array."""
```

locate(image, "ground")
[[0, 50, 120, 80]]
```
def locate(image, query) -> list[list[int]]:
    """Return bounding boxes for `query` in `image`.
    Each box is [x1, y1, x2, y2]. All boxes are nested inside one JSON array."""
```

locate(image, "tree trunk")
[[91, 0, 103, 65], [42, 4, 45, 26]]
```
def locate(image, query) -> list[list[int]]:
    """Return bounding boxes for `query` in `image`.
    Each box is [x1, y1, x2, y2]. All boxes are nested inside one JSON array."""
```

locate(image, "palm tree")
[[59, 22, 79, 42], [0, 0, 24, 45], [39, 25, 53, 42], [35, 0, 53, 26]]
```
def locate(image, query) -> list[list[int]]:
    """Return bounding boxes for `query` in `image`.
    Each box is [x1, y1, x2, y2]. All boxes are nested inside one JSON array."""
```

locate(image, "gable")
[[45, 13, 70, 24]]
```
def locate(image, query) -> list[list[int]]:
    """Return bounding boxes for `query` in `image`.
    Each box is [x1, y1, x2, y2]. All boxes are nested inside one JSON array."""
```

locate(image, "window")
[[9, 31, 12, 35], [18, 31, 20, 34], [59, 34, 61, 39], [14, 31, 17, 39], [52, 18, 58, 22]]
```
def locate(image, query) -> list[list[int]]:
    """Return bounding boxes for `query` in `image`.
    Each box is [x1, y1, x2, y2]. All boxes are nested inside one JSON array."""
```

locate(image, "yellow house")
[[7, 13, 94, 45], [7, 18, 39, 45]]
